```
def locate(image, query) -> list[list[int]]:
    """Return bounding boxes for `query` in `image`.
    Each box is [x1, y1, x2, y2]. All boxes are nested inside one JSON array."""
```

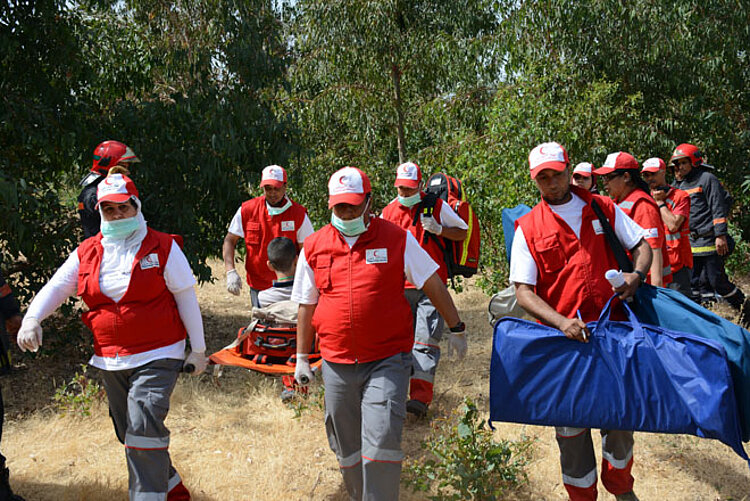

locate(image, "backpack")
[[423, 173, 481, 280]]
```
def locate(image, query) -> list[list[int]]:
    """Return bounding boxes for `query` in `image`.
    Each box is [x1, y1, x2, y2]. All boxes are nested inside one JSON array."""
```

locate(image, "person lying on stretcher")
[[257, 237, 297, 308]]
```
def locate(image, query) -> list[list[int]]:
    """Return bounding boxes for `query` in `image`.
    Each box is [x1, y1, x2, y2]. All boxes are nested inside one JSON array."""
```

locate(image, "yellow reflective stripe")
[[460, 204, 473, 266], [692, 245, 716, 253]]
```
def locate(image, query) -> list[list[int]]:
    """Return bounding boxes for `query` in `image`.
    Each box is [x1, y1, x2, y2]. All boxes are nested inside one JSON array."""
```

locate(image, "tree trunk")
[[391, 62, 406, 163]]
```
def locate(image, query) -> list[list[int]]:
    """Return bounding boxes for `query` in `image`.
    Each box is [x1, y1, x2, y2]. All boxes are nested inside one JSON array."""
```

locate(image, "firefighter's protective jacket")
[[676, 167, 730, 256]]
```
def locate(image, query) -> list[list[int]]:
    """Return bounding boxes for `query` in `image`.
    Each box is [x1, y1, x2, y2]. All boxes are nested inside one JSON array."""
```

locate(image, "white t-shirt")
[[26, 240, 201, 371], [291, 230, 439, 305], [509, 194, 644, 286], [381, 198, 469, 230], [227, 198, 315, 243]]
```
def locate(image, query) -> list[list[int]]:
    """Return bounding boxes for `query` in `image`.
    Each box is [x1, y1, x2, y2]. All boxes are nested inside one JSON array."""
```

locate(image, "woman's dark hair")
[[620, 169, 650, 195]]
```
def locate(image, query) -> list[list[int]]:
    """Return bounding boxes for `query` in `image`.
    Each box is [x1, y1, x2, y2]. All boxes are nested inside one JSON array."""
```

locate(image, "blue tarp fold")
[[632, 285, 750, 442], [501, 204, 531, 263], [490, 295, 749, 466]]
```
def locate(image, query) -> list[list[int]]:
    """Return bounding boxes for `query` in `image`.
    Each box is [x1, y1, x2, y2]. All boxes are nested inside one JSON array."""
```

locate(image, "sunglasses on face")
[[602, 172, 625, 182]]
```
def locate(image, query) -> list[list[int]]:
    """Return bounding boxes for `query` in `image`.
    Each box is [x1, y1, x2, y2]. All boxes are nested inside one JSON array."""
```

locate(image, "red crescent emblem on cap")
[[538, 146, 547, 155], [339, 175, 346, 185]]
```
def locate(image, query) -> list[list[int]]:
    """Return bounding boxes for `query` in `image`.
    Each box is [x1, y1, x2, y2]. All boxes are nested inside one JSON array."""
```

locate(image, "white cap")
[[328, 167, 371, 208], [528, 142, 569, 179], [260, 165, 287, 187], [572, 162, 594, 177], [394, 161, 421, 188]]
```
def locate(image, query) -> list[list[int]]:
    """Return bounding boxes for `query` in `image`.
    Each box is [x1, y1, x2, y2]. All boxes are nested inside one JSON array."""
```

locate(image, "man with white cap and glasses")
[[17, 171, 206, 500], [223, 165, 314, 307], [381, 161, 468, 418], [511, 142, 651, 501], [292, 167, 465, 500], [641, 157, 693, 297]]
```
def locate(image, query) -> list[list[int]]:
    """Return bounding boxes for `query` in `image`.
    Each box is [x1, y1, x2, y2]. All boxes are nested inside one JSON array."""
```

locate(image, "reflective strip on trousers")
[[362, 443, 404, 463], [125, 433, 169, 450], [562, 468, 598, 488], [412, 370, 434, 383], [692, 245, 717, 253], [338, 450, 363, 469], [602, 448, 633, 470], [168, 472, 182, 491]]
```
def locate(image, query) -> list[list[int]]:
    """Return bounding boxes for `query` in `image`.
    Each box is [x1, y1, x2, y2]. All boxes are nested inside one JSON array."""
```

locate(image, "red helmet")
[[91, 141, 140, 174], [670, 143, 703, 167]]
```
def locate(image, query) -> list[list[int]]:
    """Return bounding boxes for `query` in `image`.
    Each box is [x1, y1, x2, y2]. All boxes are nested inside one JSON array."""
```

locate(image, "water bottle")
[[605, 269, 625, 288]]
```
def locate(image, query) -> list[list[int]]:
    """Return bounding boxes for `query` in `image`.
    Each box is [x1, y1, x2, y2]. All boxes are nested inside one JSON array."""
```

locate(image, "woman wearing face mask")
[[17, 170, 206, 501], [291, 166, 466, 500]]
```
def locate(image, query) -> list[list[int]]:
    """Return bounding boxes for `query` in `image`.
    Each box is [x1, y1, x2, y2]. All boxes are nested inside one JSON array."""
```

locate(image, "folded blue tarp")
[[490, 296, 749, 466], [501, 204, 531, 263], [632, 285, 750, 442]]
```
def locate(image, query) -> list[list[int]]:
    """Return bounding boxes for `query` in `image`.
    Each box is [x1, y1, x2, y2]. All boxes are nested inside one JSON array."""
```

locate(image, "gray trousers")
[[322, 352, 412, 501], [404, 288, 444, 405], [667, 266, 692, 298], [99, 359, 183, 501], [555, 427, 634, 498]]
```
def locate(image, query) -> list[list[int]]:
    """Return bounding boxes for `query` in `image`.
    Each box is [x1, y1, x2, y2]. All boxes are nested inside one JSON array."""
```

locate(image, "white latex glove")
[[420, 214, 443, 235], [184, 350, 208, 375], [295, 353, 314, 386], [226, 269, 242, 296], [17, 317, 43, 353], [447, 330, 467, 361]]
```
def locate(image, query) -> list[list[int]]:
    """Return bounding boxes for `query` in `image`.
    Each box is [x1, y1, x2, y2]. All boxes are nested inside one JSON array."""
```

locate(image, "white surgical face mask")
[[398, 192, 421, 207], [267, 198, 292, 216], [101, 216, 140, 240], [331, 200, 370, 236]]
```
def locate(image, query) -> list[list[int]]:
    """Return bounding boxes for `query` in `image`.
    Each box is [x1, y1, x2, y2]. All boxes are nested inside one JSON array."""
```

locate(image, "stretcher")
[[209, 300, 322, 378]]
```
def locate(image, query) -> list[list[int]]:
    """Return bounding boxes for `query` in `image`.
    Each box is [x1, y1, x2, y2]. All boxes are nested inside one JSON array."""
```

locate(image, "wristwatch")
[[449, 321, 466, 333], [635, 270, 647, 285], [658, 203, 667, 210]]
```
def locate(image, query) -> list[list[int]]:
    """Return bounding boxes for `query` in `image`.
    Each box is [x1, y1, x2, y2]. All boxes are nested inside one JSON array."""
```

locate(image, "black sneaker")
[[0, 465, 25, 501], [406, 399, 428, 419]]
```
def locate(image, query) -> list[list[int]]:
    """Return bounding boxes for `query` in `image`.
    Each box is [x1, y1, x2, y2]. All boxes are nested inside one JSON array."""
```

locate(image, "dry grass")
[[2, 260, 750, 500]]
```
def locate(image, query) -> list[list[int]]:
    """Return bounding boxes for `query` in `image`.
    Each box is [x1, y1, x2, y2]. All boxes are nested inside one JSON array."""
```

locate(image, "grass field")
[[2, 260, 749, 500]]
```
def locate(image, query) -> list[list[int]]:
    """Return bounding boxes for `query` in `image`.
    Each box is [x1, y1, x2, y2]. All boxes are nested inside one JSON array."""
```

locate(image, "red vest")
[[664, 188, 693, 272], [516, 186, 623, 323], [617, 189, 673, 284], [240, 197, 308, 290], [381, 194, 447, 286], [304, 218, 414, 363], [77, 229, 186, 357]]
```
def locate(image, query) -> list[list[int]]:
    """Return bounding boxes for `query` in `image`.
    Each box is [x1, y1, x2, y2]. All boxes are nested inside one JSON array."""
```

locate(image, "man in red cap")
[[292, 166, 465, 500], [511, 142, 652, 501], [595, 152, 672, 287], [641, 157, 693, 296], [380, 161, 468, 418], [222, 165, 314, 307]]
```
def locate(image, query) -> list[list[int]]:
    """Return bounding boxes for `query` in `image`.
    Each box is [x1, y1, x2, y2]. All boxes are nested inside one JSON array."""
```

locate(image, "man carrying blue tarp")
[[510, 142, 653, 501]]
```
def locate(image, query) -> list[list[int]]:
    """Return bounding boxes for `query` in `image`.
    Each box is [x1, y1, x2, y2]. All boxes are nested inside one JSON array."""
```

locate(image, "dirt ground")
[[2, 260, 750, 500]]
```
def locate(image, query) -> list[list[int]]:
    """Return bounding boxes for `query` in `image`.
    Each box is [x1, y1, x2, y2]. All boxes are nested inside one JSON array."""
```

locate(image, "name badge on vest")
[[591, 220, 604, 235], [281, 220, 295, 232], [140, 253, 160, 270], [366, 248, 388, 264]]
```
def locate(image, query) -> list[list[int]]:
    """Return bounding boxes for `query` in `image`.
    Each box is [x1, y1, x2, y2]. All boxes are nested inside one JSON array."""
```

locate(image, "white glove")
[[17, 317, 43, 353], [184, 350, 208, 375], [295, 353, 314, 386], [420, 214, 443, 235], [447, 329, 467, 361], [226, 269, 242, 296]]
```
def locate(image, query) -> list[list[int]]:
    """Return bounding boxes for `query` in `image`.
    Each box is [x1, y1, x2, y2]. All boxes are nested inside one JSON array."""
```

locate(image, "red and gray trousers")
[[555, 426, 634, 500], [405, 289, 444, 406], [99, 358, 190, 501]]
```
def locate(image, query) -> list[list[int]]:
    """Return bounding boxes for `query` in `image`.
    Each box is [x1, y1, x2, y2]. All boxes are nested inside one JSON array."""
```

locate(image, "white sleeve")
[[172, 288, 206, 353], [25, 251, 80, 321], [509, 226, 538, 286], [613, 205, 646, 250], [291, 248, 319, 304], [404, 232, 440, 289], [297, 214, 315, 244], [163, 241, 197, 294], [439, 203, 469, 230], [227, 207, 244, 237]]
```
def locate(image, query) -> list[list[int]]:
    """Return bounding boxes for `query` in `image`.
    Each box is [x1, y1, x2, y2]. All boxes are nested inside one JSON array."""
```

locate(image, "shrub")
[[52, 365, 105, 417], [403, 397, 533, 500]]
